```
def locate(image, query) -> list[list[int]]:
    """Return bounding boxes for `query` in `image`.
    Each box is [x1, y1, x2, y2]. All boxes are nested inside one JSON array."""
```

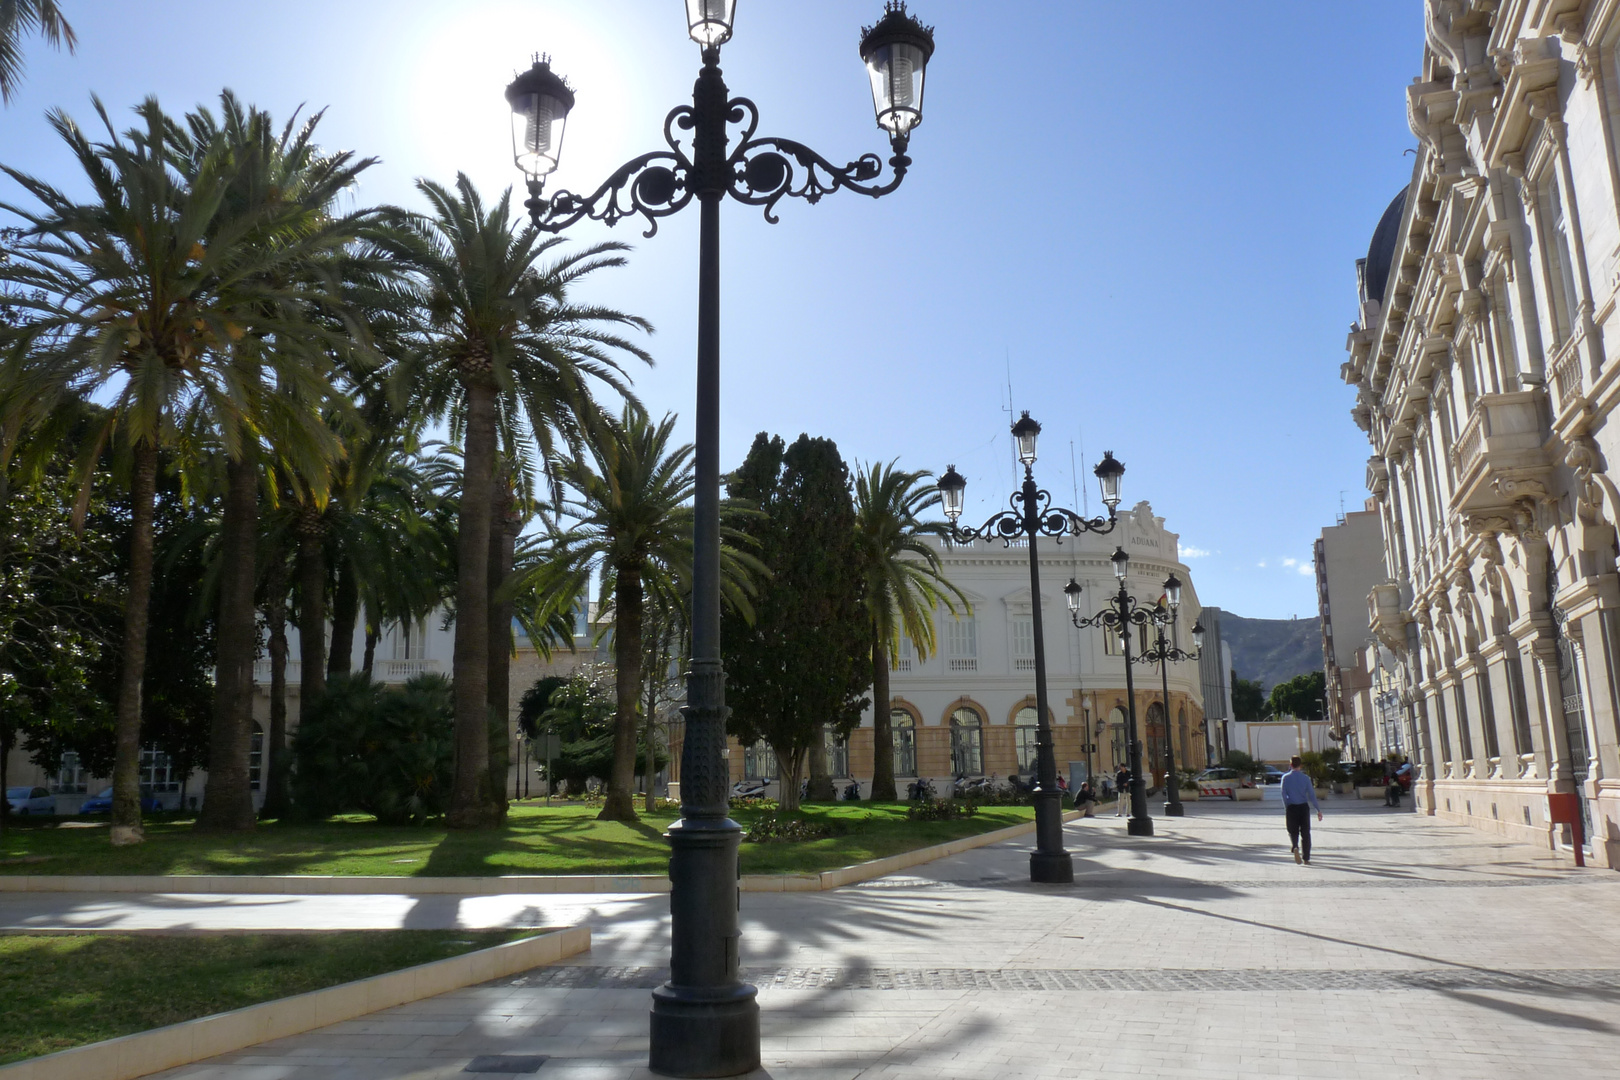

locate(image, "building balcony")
[[1446, 391, 1550, 514], [1368, 581, 1409, 651], [251, 657, 444, 685]]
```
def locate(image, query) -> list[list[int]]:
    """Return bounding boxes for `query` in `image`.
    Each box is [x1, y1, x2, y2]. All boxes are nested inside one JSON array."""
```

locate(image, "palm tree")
[[377, 174, 652, 828], [519, 409, 762, 822], [177, 94, 378, 833], [0, 96, 364, 841], [852, 462, 967, 801], [0, 0, 74, 105]]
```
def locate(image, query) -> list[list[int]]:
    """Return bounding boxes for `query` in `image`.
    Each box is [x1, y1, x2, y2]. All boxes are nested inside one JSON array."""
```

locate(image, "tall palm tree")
[[176, 94, 377, 833], [0, 96, 362, 842], [377, 174, 651, 828], [0, 0, 74, 105], [520, 409, 762, 822], [853, 462, 966, 801]]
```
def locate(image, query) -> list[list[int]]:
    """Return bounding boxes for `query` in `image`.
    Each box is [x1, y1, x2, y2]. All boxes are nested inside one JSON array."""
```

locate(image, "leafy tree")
[[0, 461, 115, 833], [724, 433, 869, 812], [0, 0, 74, 105], [1267, 670, 1326, 722], [375, 174, 651, 829], [517, 669, 665, 795], [1220, 749, 1264, 779], [852, 461, 964, 801], [290, 673, 455, 825], [1231, 672, 1266, 722]]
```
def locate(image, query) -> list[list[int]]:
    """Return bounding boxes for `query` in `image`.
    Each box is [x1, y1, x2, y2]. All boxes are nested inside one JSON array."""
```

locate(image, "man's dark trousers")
[[1285, 803, 1312, 860]]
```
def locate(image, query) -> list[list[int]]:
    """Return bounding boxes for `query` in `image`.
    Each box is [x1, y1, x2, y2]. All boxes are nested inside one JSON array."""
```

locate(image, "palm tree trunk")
[[485, 486, 515, 820], [644, 656, 659, 813], [362, 618, 377, 677], [197, 453, 260, 832], [448, 374, 496, 828], [602, 563, 643, 821], [327, 556, 358, 677], [295, 504, 326, 710], [110, 440, 158, 847], [870, 634, 896, 801], [261, 552, 290, 819]]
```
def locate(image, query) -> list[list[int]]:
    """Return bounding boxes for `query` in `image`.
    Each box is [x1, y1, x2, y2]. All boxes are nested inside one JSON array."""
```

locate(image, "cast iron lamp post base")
[[1029, 790, 1073, 882], [1127, 816, 1156, 837], [649, 822, 758, 1079], [1165, 802, 1185, 817]]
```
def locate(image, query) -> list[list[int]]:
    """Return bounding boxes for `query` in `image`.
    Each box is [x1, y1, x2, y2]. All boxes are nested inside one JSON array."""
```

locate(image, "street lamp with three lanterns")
[[503, 5, 936, 1076], [938, 414, 1125, 883], [1064, 550, 1202, 831]]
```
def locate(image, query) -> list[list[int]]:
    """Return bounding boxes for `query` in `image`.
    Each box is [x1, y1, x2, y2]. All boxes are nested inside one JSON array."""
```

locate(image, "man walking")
[[1115, 765, 1131, 816], [1280, 756, 1322, 864]]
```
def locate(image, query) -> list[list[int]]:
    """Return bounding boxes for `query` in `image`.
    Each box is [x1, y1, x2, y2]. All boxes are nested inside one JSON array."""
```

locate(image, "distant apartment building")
[[1314, 508, 1387, 762]]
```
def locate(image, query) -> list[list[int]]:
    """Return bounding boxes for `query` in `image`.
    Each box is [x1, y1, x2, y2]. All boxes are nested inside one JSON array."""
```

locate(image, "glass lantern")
[[1163, 573, 1183, 610], [1011, 411, 1040, 467], [1093, 451, 1124, 510], [1111, 546, 1130, 581], [505, 57, 575, 182], [1064, 578, 1082, 615], [686, 0, 736, 48], [859, 2, 935, 139], [937, 464, 966, 522]]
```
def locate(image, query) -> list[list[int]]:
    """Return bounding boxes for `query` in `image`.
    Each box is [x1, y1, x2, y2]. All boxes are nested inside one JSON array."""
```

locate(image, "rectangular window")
[[139, 749, 180, 794], [1011, 617, 1035, 672], [825, 726, 849, 779], [947, 616, 977, 672], [1507, 655, 1533, 757], [1434, 693, 1452, 768], [892, 713, 917, 777], [893, 634, 914, 673], [54, 752, 87, 795], [1453, 684, 1473, 761], [1104, 628, 1123, 657], [1546, 180, 1581, 342]]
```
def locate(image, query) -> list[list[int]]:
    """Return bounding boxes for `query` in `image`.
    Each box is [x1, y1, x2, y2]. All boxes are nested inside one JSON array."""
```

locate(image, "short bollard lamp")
[[941, 415, 1123, 883], [505, 5, 936, 1076]]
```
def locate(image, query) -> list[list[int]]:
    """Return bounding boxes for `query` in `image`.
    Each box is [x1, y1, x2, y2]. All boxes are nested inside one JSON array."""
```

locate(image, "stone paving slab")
[[18, 798, 1620, 1078]]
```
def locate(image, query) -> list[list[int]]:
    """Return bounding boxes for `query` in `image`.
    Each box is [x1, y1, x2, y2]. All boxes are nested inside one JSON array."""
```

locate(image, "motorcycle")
[[841, 779, 863, 801], [907, 777, 937, 802], [729, 779, 768, 801], [953, 775, 993, 800]]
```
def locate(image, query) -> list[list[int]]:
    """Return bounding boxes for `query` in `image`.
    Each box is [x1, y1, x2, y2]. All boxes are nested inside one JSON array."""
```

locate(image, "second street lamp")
[[939, 413, 1123, 883], [1133, 572, 1203, 817], [1066, 546, 1163, 837], [507, 5, 936, 1077]]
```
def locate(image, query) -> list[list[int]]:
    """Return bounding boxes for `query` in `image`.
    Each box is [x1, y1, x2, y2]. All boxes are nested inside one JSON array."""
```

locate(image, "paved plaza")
[[7, 798, 1620, 1079]]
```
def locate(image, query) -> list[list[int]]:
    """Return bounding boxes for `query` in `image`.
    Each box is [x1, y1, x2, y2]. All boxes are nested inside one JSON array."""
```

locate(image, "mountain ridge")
[[1220, 612, 1322, 694]]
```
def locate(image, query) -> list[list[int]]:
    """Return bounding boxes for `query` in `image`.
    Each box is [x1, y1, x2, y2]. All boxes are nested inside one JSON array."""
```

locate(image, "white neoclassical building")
[[1341, 1, 1620, 866], [725, 501, 1208, 793]]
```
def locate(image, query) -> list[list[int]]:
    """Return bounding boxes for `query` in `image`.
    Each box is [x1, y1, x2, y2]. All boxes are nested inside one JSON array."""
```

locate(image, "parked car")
[[1262, 766, 1286, 785], [4, 786, 55, 816], [78, 787, 163, 814]]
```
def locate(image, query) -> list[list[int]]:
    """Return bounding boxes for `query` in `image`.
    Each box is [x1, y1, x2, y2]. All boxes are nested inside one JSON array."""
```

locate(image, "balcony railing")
[[1013, 657, 1037, 672], [1551, 336, 1585, 414], [251, 659, 301, 682], [379, 658, 442, 680], [947, 658, 978, 672]]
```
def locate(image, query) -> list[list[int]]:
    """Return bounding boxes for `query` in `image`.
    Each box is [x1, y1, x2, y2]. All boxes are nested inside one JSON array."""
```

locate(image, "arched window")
[[1014, 705, 1041, 773], [1145, 702, 1166, 781], [824, 724, 849, 778], [1108, 707, 1126, 769], [949, 706, 982, 776], [892, 709, 917, 777], [744, 741, 778, 780]]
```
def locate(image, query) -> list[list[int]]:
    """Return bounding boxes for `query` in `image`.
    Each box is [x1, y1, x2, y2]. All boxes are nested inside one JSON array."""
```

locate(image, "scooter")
[[953, 775, 993, 800], [729, 778, 768, 800], [841, 779, 863, 801], [907, 777, 937, 802]]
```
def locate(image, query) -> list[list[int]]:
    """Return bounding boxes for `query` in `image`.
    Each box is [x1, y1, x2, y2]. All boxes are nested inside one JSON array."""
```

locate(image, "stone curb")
[[0, 925, 590, 1080], [0, 811, 1083, 897]]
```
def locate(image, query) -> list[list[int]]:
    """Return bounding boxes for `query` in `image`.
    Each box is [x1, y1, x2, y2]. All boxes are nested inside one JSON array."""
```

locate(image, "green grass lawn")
[[0, 802, 1036, 878], [0, 930, 529, 1064]]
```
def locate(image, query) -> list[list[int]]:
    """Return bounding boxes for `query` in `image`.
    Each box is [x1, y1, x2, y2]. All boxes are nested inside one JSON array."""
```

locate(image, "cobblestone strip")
[[510, 965, 1620, 992]]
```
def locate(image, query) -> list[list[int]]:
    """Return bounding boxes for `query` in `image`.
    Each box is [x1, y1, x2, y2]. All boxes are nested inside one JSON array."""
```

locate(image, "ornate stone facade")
[[1343, 0, 1620, 864]]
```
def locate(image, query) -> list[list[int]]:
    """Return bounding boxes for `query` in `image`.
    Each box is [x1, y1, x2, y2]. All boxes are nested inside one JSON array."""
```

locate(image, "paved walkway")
[[11, 798, 1620, 1079]]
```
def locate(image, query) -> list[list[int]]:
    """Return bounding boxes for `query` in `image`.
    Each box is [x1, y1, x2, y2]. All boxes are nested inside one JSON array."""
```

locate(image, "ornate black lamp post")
[[1065, 546, 1162, 837], [937, 414, 1124, 883], [505, 5, 935, 1076], [1133, 572, 1204, 816]]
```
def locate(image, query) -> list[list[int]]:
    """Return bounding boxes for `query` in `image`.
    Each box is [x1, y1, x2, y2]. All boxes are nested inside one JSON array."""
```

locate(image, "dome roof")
[[1363, 187, 1408, 306]]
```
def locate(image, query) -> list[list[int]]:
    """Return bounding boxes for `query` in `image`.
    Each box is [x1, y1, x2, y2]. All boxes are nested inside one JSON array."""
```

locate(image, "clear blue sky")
[[0, 0, 1423, 619]]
